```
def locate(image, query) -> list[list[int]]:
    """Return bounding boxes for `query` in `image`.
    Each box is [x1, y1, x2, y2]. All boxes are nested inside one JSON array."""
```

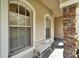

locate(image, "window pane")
[[46, 17, 51, 39], [19, 27, 31, 49], [46, 18, 51, 28], [10, 27, 18, 53], [10, 4, 18, 13], [19, 5, 25, 15], [9, 12, 19, 25], [19, 15, 25, 25], [26, 10, 30, 16], [25, 18, 30, 26], [25, 28, 31, 46], [19, 28, 26, 48], [46, 28, 51, 39]]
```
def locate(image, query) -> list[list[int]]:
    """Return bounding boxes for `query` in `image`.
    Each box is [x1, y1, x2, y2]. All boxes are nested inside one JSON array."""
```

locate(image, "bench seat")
[[34, 39, 53, 57]]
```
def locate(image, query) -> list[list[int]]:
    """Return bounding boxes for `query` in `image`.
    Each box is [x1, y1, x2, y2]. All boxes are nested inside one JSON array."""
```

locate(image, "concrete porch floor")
[[42, 38, 64, 58]]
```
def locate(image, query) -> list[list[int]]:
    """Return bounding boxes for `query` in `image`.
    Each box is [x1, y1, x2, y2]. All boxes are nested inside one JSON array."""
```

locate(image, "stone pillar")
[[63, 5, 76, 58]]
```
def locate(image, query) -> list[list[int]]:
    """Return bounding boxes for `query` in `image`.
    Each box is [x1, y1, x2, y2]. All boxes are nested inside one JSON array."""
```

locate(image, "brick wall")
[[63, 5, 76, 58]]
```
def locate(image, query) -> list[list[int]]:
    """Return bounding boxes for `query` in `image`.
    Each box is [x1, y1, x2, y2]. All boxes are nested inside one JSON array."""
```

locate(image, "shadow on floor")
[[42, 38, 63, 58]]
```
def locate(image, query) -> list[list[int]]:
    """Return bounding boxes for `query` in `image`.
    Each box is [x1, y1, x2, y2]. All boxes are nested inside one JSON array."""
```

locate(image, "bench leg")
[[40, 54, 42, 58], [34, 49, 37, 57], [34, 50, 42, 58], [49, 46, 52, 52]]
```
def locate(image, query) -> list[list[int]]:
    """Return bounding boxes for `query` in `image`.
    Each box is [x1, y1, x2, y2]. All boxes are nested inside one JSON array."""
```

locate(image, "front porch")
[[43, 38, 63, 58], [0, 0, 79, 58]]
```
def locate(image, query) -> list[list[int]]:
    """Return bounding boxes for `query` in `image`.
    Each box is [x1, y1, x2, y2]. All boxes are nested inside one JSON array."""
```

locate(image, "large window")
[[46, 16, 51, 39], [9, 3, 33, 56]]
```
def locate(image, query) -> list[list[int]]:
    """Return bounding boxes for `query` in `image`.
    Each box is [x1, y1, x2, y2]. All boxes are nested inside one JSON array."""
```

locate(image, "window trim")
[[9, 3, 33, 56], [8, 0, 36, 58], [44, 14, 52, 43]]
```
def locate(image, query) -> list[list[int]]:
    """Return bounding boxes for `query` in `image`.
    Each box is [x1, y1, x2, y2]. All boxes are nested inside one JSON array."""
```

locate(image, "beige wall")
[[27, 0, 54, 41], [54, 17, 63, 39]]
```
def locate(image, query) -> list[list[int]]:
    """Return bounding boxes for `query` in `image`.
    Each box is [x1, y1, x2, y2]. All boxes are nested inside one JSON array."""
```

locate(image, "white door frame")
[[0, 0, 9, 58]]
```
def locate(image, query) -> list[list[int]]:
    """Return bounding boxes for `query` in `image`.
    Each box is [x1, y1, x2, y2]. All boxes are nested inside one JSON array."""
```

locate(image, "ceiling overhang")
[[40, 0, 63, 17]]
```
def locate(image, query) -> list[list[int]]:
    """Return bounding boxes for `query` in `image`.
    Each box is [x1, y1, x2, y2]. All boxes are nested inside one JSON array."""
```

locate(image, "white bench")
[[34, 39, 53, 57]]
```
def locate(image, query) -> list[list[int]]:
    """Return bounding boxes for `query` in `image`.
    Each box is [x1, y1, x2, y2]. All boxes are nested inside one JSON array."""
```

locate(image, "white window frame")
[[0, 0, 36, 58], [9, 3, 33, 56], [44, 14, 52, 43]]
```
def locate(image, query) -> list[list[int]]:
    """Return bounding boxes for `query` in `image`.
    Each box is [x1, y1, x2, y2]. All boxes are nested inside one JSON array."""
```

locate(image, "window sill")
[[45, 38, 52, 44], [10, 45, 34, 58]]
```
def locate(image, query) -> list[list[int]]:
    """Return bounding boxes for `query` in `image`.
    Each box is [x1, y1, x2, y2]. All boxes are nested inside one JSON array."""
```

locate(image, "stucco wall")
[[54, 17, 63, 39], [27, 0, 54, 41]]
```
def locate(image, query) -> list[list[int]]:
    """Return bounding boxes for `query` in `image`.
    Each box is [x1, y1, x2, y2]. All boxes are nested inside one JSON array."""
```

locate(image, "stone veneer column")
[[63, 5, 76, 58]]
